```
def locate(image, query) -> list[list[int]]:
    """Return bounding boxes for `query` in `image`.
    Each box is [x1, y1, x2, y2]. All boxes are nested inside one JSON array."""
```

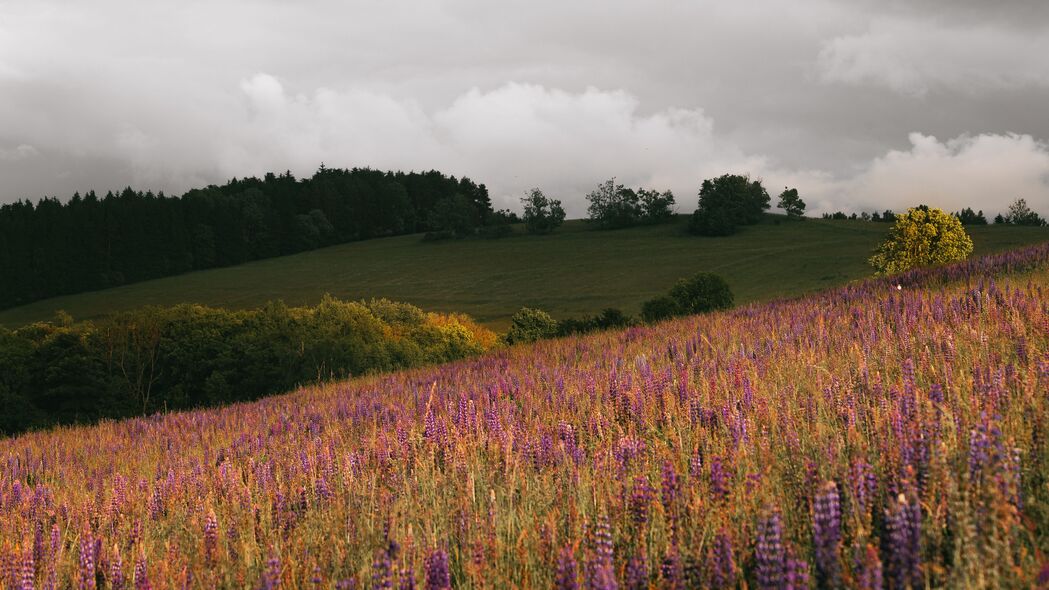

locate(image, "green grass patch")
[[3, 216, 1048, 330]]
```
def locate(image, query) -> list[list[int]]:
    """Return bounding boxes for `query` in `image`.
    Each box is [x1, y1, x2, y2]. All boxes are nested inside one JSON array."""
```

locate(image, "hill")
[[3, 216, 1048, 330], [2, 243, 1048, 587]]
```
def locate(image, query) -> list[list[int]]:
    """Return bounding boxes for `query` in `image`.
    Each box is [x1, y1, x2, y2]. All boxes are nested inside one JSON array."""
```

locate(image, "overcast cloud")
[[1, 0, 1047, 216]]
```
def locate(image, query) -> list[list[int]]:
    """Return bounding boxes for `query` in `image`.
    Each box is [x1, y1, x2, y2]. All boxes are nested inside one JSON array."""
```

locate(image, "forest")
[[0, 166, 492, 309]]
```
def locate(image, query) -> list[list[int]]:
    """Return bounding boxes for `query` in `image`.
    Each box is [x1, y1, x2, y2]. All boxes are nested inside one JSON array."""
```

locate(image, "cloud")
[[818, 18, 1049, 95], [804, 133, 1049, 216], [0, 144, 38, 161], [209, 78, 766, 216], [2, 0, 1048, 220]]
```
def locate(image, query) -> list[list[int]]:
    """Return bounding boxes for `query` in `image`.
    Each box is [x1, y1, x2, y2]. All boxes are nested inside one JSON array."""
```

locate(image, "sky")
[[1, 0, 1048, 217]]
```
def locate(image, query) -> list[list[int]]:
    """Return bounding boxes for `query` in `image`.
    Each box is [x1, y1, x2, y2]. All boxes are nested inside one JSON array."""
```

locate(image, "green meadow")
[[3, 216, 1048, 330]]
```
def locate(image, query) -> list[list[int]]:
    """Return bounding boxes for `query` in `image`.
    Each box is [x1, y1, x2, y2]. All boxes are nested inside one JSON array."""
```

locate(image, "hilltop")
[[3, 216, 1048, 329]]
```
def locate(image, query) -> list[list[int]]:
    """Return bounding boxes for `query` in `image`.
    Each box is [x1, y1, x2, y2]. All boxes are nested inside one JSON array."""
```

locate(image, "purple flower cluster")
[[755, 510, 785, 590], [812, 481, 842, 587]]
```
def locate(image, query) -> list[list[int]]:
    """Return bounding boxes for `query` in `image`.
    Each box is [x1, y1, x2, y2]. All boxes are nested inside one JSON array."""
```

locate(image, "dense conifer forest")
[[0, 166, 491, 308]]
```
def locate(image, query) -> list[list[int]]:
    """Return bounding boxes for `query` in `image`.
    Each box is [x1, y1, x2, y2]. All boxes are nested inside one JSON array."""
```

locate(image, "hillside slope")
[[2, 244, 1049, 587], [3, 216, 1048, 329]]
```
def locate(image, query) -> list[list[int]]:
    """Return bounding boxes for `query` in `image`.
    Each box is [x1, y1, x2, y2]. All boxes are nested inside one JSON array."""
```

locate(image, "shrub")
[[869, 205, 974, 275], [505, 307, 559, 344], [669, 272, 734, 314], [640, 296, 681, 323]]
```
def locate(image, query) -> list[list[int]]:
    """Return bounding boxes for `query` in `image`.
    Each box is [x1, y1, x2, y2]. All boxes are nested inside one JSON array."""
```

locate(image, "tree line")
[[0, 297, 496, 436], [821, 198, 1045, 226], [0, 166, 493, 309]]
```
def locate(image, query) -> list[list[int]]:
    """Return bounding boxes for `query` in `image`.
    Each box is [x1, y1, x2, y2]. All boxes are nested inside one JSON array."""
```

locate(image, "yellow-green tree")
[[869, 205, 974, 275]]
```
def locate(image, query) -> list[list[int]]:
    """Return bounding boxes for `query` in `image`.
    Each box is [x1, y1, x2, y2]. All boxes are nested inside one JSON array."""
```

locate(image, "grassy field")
[[3, 216, 1048, 330]]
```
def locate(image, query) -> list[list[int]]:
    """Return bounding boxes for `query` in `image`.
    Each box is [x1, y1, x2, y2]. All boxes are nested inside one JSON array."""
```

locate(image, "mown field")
[[3, 217, 1049, 330], [2, 244, 1049, 588]]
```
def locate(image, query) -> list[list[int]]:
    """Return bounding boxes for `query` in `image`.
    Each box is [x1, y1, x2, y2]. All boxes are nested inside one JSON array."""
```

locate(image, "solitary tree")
[[869, 205, 974, 275], [688, 174, 770, 236], [637, 188, 676, 223], [521, 188, 566, 234], [586, 178, 641, 229], [1004, 198, 1046, 226], [777, 187, 805, 219]]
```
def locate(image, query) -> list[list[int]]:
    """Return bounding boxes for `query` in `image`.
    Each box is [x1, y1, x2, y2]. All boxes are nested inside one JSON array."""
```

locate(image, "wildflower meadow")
[[4, 244, 1049, 588]]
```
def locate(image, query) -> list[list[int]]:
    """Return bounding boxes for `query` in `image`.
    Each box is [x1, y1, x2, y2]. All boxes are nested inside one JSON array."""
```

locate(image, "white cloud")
[[0, 144, 38, 161], [818, 18, 1049, 95], [803, 133, 1049, 216]]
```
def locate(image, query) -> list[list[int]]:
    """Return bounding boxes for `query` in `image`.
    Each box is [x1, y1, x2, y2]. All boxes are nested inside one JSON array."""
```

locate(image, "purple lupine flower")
[[590, 565, 618, 590], [710, 456, 730, 501], [812, 481, 842, 588], [424, 549, 450, 590], [49, 524, 61, 560], [554, 545, 578, 590], [885, 492, 921, 589], [853, 544, 883, 590], [628, 475, 653, 529], [850, 459, 877, 519], [32, 521, 45, 571], [133, 556, 151, 590], [624, 553, 648, 590], [203, 512, 218, 565], [20, 548, 34, 590], [660, 460, 680, 520], [660, 545, 683, 590], [372, 547, 394, 590], [257, 554, 282, 590], [783, 548, 811, 590], [78, 532, 97, 590], [587, 516, 616, 590], [755, 511, 785, 590], [689, 448, 704, 478], [109, 548, 125, 590], [706, 531, 736, 589]]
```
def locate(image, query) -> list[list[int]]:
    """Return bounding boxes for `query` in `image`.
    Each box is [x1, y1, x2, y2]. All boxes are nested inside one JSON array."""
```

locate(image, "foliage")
[[3, 245, 1049, 587], [640, 295, 681, 323], [521, 188, 567, 234], [637, 188, 676, 222], [1003, 198, 1046, 226], [479, 209, 519, 239], [0, 297, 496, 436], [504, 307, 559, 344], [0, 167, 492, 309], [954, 207, 987, 225], [424, 194, 481, 239], [688, 174, 770, 236], [586, 178, 640, 229], [869, 205, 974, 275], [688, 206, 736, 236], [668, 272, 734, 314], [776, 187, 805, 218], [641, 272, 733, 322], [556, 308, 634, 336], [586, 178, 676, 229]]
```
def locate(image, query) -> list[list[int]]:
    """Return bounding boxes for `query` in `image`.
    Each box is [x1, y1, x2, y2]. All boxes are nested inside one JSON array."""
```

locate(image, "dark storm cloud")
[[0, 0, 1046, 216]]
